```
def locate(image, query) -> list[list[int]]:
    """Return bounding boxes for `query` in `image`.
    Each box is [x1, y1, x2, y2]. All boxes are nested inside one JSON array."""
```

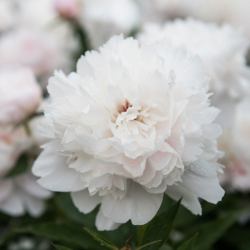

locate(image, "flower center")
[[122, 99, 132, 112]]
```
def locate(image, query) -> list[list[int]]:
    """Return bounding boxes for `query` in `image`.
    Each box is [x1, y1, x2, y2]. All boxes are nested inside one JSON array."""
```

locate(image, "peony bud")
[[54, 0, 79, 20]]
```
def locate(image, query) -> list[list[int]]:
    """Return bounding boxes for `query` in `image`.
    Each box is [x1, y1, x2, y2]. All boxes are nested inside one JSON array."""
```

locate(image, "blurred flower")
[[0, 65, 41, 125], [0, 29, 63, 76], [138, 19, 250, 100], [16, 0, 57, 29], [33, 35, 224, 230], [80, 0, 140, 48], [181, 0, 250, 42], [8, 237, 50, 250], [0, 126, 30, 177], [54, 0, 81, 20], [219, 99, 250, 191], [0, 1, 15, 33], [0, 171, 52, 217]]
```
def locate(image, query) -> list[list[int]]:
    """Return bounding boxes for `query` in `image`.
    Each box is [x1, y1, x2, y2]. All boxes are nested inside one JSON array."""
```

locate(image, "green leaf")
[[14, 222, 103, 250], [177, 233, 198, 250], [194, 209, 244, 250], [5, 155, 28, 178], [159, 245, 173, 250], [52, 243, 73, 250], [84, 227, 119, 250], [136, 240, 162, 250], [140, 199, 181, 250]]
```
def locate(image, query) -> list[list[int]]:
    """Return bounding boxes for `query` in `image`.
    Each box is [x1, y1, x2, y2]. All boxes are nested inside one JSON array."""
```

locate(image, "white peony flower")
[[219, 98, 250, 191], [138, 18, 250, 100], [33, 35, 224, 231], [0, 171, 52, 217], [0, 29, 65, 76], [80, 0, 140, 49], [0, 65, 41, 125]]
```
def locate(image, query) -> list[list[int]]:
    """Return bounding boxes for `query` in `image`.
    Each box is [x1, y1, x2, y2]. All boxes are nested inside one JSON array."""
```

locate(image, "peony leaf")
[[5, 154, 28, 178], [140, 199, 181, 250], [84, 227, 119, 250], [193, 209, 245, 250], [176, 233, 198, 250], [14, 223, 103, 250], [52, 243, 73, 250], [136, 240, 162, 250]]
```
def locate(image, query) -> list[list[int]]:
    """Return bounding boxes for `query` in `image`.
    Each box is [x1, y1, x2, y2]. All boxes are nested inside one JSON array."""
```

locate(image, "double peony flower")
[[33, 35, 224, 230]]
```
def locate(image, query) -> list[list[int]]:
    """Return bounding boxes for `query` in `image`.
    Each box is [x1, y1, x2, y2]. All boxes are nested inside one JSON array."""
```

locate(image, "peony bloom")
[[0, 171, 52, 217], [80, 0, 140, 48], [0, 65, 41, 125], [0, 127, 30, 177], [33, 35, 224, 231], [219, 99, 250, 191], [54, 0, 81, 20], [138, 19, 250, 100], [0, 29, 63, 76]]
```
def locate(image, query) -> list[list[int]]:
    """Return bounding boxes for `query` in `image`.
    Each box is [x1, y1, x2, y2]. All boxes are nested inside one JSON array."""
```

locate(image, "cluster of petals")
[[0, 65, 41, 125], [219, 99, 250, 191], [0, 171, 52, 217], [33, 35, 224, 231], [138, 18, 250, 100]]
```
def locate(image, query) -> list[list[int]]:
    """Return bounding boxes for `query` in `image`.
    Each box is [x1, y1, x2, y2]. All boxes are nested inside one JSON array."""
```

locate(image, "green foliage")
[[5, 154, 28, 178], [14, 222, 103, 250], [176, 233, 198, 250], [140, 199, 181, 250], [84, 228, 119, 250], [136, 240, 162, 250], [52, 243, 73, 250]]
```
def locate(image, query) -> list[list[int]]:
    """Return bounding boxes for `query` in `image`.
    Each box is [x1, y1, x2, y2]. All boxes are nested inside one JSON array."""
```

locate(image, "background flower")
[[0, 65, 41, 125]]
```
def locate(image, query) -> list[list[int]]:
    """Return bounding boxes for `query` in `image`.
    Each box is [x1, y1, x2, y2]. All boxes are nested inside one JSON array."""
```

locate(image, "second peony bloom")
[[33, 35, 224, 231]]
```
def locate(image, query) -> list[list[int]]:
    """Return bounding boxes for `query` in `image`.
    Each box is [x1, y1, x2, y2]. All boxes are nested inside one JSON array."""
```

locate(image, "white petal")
[[33, 140, 86, 192], [0, 179, 13, 202], [71, 190, 101, 214], [165, 184, 202, 215], [96, 210, 121, 231], [101, 182, 163, 225], [0, 191, 25, 216]]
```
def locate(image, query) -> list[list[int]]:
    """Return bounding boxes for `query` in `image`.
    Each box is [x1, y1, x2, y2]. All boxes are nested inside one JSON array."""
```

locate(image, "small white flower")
[[0, 65, 41, 125], [80, 0, 140, 48], [33, 35, 224, 231], [0, 171, 52, 217], [138, 18, 250, 100]]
